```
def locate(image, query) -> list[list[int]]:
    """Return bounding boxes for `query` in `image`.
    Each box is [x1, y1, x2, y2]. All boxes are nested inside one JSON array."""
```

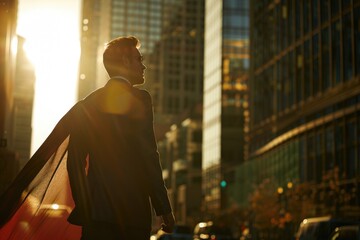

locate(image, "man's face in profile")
[[127, 47, 146, 86]]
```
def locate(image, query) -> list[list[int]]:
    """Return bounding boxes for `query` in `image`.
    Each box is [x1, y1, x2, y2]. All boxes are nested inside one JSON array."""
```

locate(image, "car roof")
[[301, 216, 332, 224], [336, 225, 360, 231]]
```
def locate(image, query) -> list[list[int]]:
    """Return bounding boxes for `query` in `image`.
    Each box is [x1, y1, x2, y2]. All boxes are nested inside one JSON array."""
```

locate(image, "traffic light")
[[220, 180, 227, 188]]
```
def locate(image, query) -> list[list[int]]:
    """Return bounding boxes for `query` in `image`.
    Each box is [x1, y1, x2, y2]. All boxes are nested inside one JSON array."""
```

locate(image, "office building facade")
[[0, 0, 22, 194], [157, 106, 203, 225], [0, 0, 18, 146], [247, 0, 360, 216], [149, 0, 204, 130], [202, 0, 249, 214]]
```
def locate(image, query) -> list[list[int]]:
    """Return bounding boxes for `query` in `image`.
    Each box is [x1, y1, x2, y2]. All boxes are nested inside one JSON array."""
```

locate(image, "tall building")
[[8, 36, 35, 169], [148, 0, 205, 137], [157, 104, 203, 226], [202, 0, 249, 214], [0, 0, 18, 147], [0, 0, 20, 194], [151, 0, 205, 225], [78, 0, 104, 99], [247, 0, 360, 216]]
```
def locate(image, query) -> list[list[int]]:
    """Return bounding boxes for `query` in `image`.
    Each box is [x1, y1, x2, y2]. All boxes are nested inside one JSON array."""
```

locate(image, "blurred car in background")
[[295, 216, 359, 240], [330, 225, 360, 240], [193, 221, 236, 240], [154, 224, 192, 240]]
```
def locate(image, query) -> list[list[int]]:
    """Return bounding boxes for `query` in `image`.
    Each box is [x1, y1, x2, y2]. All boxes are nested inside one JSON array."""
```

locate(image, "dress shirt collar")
[[111, 76, 132, 86]]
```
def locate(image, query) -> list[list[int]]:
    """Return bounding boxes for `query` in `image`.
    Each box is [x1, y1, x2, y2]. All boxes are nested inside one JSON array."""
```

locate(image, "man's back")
[[67, 84, 156, 229]]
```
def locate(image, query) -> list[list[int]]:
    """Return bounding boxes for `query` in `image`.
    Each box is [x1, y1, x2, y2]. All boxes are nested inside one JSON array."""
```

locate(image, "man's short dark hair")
[[103, 36, 141, 77]]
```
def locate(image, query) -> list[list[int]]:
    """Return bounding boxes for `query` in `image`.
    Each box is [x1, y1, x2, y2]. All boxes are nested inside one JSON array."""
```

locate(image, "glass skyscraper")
[[247, 0, 360, 215], [110, 0, 162, 55], [150, 0, 204, 137], [202, 0, 249, 213]]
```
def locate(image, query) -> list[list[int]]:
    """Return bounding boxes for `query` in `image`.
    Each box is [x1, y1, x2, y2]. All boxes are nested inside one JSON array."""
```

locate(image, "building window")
[[321, 27, 331, 90], [192, 176, 201, 184], [185, 75, 195, 91], [354, 7, 360, 75], [306, 134, 315, 182], [342, 0, 351, 9], [167, 97, 173, 113], [281, 0, 288, 49], [296, 46, 303, 103], [335, 122, 345, 175], [288, 0, 294, 45], [174, 97, 179, 113], [342, 13, 353, 81], [192, 130, 202, 143], [276, 61, 282, 111], [289, 50, 295, 107], [331, 0, 340, 17], [282, 54, 289, 110], [295, 0, 302, 39], [346, 120, 356, 178], [276, 5, 282, 54], [304, 39, 311, 99], [312, 0, 319, 29], [331, 20, 341, 85], [315, 131, 323, 183], [325, 126, 335, 171], [313, 34, 320, 95], [192, 152, 202, 169], [321, 0, 330, 23], [303, 0, 311, 35]]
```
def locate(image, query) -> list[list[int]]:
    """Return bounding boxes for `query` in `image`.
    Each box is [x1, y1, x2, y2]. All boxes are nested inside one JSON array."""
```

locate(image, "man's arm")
[[66, 106, 92, 224], [161, 212, 176, 233], [139, 90, 175, 232]]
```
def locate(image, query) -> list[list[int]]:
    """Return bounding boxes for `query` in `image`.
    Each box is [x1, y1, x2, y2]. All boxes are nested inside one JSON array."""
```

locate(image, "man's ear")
[[121, 56, 130, 67]]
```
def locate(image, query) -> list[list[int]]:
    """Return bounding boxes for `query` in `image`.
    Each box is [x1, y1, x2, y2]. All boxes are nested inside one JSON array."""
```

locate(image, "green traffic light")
[[220, 180, 227, 188]]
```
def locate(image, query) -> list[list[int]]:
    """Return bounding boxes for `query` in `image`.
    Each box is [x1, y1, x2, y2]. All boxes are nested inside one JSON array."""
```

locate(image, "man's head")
[[103, 36, 146, 85]]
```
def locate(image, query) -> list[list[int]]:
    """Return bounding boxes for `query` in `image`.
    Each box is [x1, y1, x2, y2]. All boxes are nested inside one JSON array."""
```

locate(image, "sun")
[[17, 5, 81, 154]]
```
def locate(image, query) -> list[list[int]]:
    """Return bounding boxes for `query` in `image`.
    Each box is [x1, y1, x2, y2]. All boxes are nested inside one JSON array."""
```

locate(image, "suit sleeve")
[[66, 106, 92, 224], [140, 90, 172, 216]]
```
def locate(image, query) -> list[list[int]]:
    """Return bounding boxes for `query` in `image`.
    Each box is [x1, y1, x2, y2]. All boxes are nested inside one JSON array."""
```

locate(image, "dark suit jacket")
[[0, 81, 171, 238], [66, 81, 172, 230]]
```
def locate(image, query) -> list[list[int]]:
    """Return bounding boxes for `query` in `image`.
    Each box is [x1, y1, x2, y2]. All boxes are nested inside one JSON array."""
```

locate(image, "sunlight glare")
[[11, 36, 18, 56], [51, 204, 60, 210], [17, 5, 81, 154]]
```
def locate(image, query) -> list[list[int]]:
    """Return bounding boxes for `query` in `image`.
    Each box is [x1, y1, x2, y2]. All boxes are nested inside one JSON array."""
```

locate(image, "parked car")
[[156, 224, 192, 240], [330, 225, 360, 240], [295, 216, 358, 240], [193, 221, 236, 240]]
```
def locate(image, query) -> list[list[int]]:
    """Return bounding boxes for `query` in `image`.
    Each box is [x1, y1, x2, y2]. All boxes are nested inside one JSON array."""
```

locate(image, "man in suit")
[[66, 36, 175, 239]]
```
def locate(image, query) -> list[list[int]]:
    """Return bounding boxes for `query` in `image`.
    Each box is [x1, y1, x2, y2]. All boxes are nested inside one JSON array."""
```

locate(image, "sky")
[[16, 0, 82, 154]]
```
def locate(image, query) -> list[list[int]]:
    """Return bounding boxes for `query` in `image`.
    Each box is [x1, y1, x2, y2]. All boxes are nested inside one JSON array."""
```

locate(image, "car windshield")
[[176, 226, 192, 234], [209, 226, 232, 235]]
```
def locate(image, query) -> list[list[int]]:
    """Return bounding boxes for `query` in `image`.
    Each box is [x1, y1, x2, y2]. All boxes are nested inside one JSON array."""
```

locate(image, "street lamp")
[[277, 187, 285, 217], [277, 182, 293, 214]]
